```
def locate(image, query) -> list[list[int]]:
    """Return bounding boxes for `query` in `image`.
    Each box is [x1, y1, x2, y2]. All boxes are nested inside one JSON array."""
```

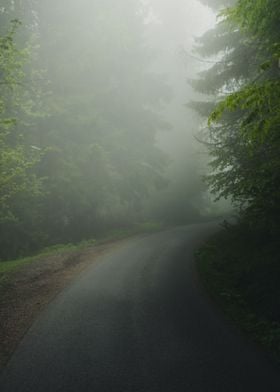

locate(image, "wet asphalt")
[[1, 223, 280, 391]]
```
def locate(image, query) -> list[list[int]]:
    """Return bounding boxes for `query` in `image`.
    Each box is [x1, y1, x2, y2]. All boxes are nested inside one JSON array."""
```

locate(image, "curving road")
[[1, 223, 280, 391]]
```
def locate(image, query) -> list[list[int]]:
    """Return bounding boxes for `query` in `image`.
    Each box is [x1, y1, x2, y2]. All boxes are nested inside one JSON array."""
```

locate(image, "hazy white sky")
[[147, 0, 216, 47], [183, 0, 216, 43]]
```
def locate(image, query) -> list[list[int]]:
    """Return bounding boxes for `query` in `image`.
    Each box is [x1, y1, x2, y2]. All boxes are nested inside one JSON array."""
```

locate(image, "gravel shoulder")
[[0, 239, 125, 369]]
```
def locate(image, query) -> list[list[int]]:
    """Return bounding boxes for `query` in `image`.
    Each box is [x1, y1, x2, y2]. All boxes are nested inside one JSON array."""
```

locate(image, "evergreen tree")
[[192, 0, 280, 233], [34, 0, 170, 242], [0, 17, 44, 259]]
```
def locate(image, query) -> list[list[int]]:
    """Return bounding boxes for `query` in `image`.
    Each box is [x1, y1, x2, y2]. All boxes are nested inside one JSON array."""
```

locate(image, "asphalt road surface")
[[1, 223, 280, 392]]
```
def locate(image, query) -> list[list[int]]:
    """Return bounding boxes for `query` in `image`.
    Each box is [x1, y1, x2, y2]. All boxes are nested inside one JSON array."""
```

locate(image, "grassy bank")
[[196, 224, 280, 361], [0, 221, 163, 283]]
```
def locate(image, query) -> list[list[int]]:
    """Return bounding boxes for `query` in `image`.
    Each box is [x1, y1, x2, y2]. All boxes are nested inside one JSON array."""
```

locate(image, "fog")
[[0, 0, 228, 259], [2, 1, 279, 387], [143, 0, 217, 223]]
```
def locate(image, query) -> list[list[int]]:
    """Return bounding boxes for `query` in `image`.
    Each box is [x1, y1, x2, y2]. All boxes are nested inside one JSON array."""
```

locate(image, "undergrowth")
[[196, 223, 280, 361], [0, 221, 163, 281]]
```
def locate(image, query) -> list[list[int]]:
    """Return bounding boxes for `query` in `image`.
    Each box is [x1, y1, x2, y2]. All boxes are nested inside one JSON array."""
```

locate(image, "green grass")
[[196, 224, 280, 361], [0, 240, 96, 283], [0, 221, 163, 282]]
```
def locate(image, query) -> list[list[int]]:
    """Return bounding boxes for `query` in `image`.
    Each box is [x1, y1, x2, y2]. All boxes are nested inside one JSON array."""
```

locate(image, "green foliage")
[[32, 0, 170, 245], [0, 1, 171, 260], [196, 225, 280, 360], [0, 18, 44, 259], [193, 0, 280, 233], [0, 221, 162, 282]]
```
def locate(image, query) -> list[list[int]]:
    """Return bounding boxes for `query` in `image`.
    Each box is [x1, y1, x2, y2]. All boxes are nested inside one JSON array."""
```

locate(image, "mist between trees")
[[2, 0, 278, 261], [190, 0, 280, 238], [0, 0, 217, 260]]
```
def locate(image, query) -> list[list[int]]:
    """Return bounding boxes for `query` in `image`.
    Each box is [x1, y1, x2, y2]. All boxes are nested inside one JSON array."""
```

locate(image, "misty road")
[[1, 224, 280, 392]]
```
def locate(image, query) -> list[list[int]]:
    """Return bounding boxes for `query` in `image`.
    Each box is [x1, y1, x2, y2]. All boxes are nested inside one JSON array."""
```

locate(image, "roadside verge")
[[0, 223, 162, 369], [196, 225, 280, 363]]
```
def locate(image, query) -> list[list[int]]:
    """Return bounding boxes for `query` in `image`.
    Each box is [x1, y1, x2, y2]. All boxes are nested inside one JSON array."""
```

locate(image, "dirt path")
[[0, 240, 125, 370]]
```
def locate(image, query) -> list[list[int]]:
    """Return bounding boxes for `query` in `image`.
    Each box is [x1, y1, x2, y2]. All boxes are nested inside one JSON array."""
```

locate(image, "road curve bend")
[[1, 223, 280, 391]]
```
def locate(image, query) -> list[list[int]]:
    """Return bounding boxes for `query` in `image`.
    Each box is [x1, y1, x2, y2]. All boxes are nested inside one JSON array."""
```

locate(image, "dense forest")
[[1, 0, 280, 376], [195, 0, 280, 357], [1, 0, 279, 262], [0, 0, 213, 260]]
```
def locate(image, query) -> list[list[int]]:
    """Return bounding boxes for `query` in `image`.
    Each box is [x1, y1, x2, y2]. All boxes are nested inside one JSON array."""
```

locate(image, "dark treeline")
[[192, 0, 280, 236], [0, 0, 212, 260], [195, 0, 280, 352]]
